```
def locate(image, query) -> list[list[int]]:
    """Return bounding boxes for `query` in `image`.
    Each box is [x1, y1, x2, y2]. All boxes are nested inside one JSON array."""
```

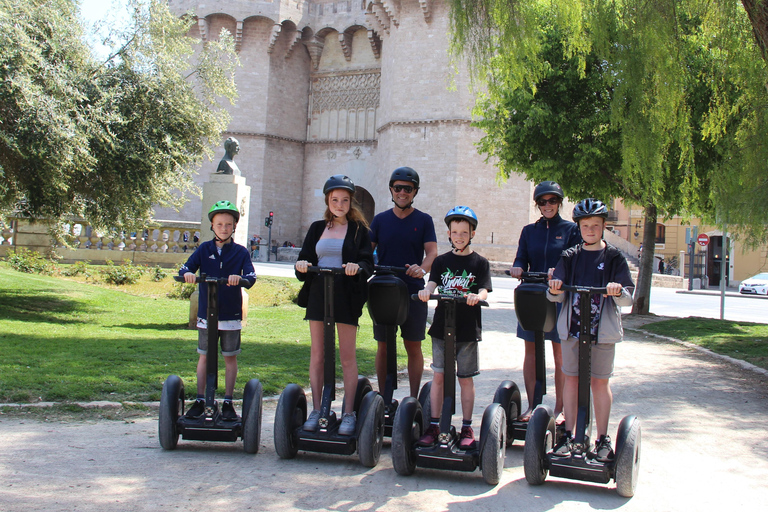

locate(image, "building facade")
[[158, 0, 541, 262]]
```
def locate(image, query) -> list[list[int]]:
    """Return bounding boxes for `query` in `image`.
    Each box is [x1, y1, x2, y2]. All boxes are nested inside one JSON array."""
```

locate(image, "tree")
[[0, 0, 239, 232], [448, 0, 768, 313]]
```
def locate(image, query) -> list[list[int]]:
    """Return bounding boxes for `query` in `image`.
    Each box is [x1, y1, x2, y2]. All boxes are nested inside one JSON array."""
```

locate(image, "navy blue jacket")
[[179, 239, 256, 321], [513, 214, 581, 273]]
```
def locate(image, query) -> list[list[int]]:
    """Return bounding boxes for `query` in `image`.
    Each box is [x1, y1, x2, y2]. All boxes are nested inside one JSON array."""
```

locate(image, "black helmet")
[[572, 198, 609, 221], [534, 181, 565, 201], [323, 174, 355, 195], [445, 206, 478, 229], [389, 167, 420, 189]]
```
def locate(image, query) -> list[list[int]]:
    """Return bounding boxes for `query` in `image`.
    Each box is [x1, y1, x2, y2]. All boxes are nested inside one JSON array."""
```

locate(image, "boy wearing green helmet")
[[179, 200, 257, 420]]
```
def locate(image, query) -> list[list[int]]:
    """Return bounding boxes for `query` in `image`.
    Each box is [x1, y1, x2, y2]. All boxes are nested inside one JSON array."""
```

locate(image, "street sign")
[[697, 233, 710, 247]]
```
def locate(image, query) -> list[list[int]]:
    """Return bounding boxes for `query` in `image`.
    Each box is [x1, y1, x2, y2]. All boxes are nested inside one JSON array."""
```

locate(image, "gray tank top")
[[316, 238, 344, 268]]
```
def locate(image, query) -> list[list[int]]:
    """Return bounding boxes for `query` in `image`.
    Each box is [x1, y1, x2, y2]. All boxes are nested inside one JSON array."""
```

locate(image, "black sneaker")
[[222, 400, 238, 421], [185, 398, 205, 418], [592, 435, 614, 462], [552, 431, 572, 457]]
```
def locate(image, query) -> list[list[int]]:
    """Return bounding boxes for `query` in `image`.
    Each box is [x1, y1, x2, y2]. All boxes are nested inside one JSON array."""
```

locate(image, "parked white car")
[[738, 272, 768, 295]]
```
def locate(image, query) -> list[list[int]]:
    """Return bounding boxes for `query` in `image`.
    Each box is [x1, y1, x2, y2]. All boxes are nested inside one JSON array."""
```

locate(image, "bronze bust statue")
[[216, 137, 241, 176]]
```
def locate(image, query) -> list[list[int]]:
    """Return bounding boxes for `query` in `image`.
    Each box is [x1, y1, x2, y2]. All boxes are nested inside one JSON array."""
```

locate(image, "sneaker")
[[303, 410, 321, 432], [418, 424, 440, 447], [221, 400, 238, 421], [338, 412, 357, 436], [552, 431, 572, 457], [185, 399, 205, 418], [592, 434, 614, 462], [459, 426, 476, 450]]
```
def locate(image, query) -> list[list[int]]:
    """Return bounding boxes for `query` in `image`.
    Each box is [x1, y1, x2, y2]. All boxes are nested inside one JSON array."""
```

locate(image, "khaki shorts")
[[561, 336, 615, 379]]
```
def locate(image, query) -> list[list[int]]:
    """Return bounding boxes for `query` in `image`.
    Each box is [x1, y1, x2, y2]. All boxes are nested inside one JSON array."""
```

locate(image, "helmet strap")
[[211, 225, 235, 244], [449, 235, 473, 253]]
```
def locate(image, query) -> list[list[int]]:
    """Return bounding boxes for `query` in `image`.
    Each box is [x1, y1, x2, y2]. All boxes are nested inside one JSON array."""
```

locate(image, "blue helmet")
[[445, 206, 478, 229]]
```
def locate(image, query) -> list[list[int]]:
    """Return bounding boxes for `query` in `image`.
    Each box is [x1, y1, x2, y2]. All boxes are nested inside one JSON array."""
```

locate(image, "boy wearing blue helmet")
[[417, 206, 492, 449]]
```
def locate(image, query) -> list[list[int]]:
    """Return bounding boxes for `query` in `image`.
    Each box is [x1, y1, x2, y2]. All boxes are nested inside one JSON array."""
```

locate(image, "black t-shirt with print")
[[427, 251, 493, 342]]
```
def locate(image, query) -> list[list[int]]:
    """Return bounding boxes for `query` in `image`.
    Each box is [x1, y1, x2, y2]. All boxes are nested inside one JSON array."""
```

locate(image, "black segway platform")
[[523, 284, 641, 497], [391, 294, 506, 485], [159, 275, 263, 453], [273, 266, 384, 467]]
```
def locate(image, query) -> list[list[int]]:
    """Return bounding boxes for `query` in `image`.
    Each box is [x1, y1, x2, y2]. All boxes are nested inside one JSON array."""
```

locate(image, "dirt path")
[[2, 299, 768, 511]]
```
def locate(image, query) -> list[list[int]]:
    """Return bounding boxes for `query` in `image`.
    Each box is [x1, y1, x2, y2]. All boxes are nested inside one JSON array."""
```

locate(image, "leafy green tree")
[[0, 0, 238, 232], [448, 0, 768, 313]]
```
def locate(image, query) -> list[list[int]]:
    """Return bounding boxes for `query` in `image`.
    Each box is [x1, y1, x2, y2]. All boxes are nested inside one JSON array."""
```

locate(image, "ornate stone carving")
[[268, 23, 282, 54], [367, 30, 382, 59], [197, 18, 209, 42], [235, 21, 243, 52], [311, 72, 381, 113], [420, 0, 431, 22]]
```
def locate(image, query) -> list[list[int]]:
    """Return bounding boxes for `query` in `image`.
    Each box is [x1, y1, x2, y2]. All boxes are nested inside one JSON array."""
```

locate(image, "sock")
[[430, 417, 439, 426], [196, 394, 204, 401], [224, 395, 233, 403], [462, 419, 472, 428]]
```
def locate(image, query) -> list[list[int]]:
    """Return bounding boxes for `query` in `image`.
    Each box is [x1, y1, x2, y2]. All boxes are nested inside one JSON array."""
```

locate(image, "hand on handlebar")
[[417, 289, 431, 302], [227, 275, 242, 287], [295, 260, 311, 273], [183, 272, 196, 284], [548, 278, 564, 295], [342, 262, 359, 276], [465, 293, 482, 306], [508, 267, 523, 278], [405, 263, 427, 278], [605, 282, 622, 297]]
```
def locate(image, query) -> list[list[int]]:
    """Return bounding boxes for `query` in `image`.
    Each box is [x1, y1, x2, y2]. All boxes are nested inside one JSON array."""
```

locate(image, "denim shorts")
[[561, 336, 615, 379], [197, 329, 242, 357], [373, 298, 428, 342], [430, 338, 480, 378]]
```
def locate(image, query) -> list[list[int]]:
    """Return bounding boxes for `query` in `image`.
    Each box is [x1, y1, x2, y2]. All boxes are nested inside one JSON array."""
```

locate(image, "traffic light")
[[265, 211, 274, 227]]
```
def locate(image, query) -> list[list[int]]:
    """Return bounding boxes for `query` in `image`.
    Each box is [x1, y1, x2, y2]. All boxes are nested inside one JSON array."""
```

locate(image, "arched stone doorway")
[[355, 186, 375, 225]]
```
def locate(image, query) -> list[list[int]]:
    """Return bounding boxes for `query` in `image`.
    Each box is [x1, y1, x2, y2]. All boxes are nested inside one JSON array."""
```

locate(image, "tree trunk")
[[742, 0, 768, 62], [631, 203, 658, 315]]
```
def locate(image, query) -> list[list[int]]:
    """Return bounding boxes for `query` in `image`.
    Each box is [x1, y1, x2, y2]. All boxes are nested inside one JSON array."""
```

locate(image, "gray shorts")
[[430, 338, 480, 378], [197, 329, 242, 357], [561, 336, 615, 379]]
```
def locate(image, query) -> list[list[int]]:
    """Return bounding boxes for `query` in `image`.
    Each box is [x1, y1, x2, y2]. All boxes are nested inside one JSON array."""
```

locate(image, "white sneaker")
[[303, 410, 320, 432], [338, 412, 356, 436]]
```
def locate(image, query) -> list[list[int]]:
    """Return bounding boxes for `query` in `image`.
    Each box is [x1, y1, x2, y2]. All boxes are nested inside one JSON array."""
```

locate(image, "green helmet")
[[208, 200, 240, 222]]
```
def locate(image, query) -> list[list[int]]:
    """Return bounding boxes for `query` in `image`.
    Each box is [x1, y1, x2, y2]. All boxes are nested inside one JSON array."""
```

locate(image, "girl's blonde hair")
[[324, 189, 369, 229]]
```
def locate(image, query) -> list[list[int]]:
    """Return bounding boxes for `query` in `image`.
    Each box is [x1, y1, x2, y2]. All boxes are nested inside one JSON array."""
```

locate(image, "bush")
[[151, 265, 168, 282], [101, 260, 144, 285], [61, 260, 93, 279], [5, 249, 57, 275], [167, 280, 196, 300]]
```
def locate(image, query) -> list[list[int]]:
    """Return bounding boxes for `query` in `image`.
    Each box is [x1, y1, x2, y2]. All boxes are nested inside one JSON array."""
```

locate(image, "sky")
[[77, 0, 130, 58]]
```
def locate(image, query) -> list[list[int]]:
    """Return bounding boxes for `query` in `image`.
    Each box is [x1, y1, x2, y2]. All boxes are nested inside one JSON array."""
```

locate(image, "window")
[[655, 224, 666, 244]]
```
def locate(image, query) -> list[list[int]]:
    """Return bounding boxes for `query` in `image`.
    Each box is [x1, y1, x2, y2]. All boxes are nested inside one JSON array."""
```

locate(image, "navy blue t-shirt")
[[369, 208, 437, 289]]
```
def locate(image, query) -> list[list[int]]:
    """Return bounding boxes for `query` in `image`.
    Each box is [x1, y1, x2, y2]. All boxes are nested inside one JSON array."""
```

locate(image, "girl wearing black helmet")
[[547, 198, 634, 461], [509, 181, 581, 424], [295, 175, 374, 436]]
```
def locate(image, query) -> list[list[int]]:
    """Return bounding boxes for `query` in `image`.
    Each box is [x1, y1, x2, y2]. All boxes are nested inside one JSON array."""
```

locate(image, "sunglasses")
[[392, 184, 415, 193], [536, 197, 561, 206]]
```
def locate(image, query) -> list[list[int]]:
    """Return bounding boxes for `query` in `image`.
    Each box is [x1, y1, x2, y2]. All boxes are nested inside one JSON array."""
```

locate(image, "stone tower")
[[162, 0, 536, 262]]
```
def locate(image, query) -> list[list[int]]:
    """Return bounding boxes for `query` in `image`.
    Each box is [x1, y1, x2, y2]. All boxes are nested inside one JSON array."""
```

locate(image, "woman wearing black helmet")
[[509, 181, 581, 423], [295, 175, 374, 436]]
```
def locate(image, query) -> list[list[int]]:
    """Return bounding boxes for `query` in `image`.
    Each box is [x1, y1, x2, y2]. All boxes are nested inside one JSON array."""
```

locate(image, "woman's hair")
[[323, 189, 369, 228]]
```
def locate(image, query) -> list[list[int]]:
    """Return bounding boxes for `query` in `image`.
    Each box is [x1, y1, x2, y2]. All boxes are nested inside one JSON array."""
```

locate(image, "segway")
[[366, 265, 409, 437], [159, 275, 263, 453], [494, 271, 555, 445], [391, 294, 506, 485], [273, 266, 385, 467], [523, 284, 641, 497]]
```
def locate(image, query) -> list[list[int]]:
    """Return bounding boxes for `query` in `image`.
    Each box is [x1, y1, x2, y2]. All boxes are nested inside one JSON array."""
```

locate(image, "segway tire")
[[242, 378, 263, 454], [493, 380, 521, 445], [523, 405, 555, 485], [158, 375, 184, 450], [274, 384, 307, 459], [480, 403, 507, 485], [417, 381, 432, 419], [358, 392, 385, 467], [391, 397, 423, 476], [615, 415, 641, 498]]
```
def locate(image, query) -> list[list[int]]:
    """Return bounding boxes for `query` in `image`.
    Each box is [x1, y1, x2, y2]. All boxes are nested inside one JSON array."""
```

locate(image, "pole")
[[720, 220, 727, 320], [267, 223, 272, 262]]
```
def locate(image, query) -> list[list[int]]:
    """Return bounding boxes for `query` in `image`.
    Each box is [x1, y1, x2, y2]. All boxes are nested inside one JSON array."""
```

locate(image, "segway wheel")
[[479, 403, 507, 485], [492, 380, 521, 445], [417, 381, 432, 419], [274, 384, 307, 459], [342, 376, 373, 416], [615, 415, 641, 498], [391, 397, 423, 476], [158, 375, 184, 450], [358, 392, 385, 467], [523, 405, 555, 485], [242, 378, 263, 454]]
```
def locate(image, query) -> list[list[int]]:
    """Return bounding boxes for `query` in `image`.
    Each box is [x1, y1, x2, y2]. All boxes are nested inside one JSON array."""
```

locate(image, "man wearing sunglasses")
[[370, 166, 438, 397], [509, 181, 581, 426]]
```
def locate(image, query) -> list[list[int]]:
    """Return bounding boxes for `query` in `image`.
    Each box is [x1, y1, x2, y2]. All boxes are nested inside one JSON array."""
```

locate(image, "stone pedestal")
[[202, 174, 251, 248]]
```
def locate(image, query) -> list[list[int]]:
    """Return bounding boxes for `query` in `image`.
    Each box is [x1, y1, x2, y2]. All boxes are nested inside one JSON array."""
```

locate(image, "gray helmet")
[[534, 181, 565, 201], [572, 198, 609, 221], [323, 174, 355, 195], [389, 167, 420, 189]]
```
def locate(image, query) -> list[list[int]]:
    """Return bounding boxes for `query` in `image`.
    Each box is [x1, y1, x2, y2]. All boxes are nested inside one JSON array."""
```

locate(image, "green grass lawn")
[[0, 264, 401, 403], [640, 317, 768, 371]]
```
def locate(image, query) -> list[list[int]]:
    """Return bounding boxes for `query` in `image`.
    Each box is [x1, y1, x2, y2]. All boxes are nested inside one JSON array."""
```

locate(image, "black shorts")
[[373, 298, 428, 342], [304, 274, 360, 326]]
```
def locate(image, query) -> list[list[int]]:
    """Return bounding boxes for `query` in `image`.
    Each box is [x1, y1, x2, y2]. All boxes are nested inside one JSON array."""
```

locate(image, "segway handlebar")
[[173, 274, 251, 286], [304, 266, 359, 275], [558, 284, 609, 295], [504, 269, 550, 283], [373, 265, 407, 274], [411, 293, 488, 307]]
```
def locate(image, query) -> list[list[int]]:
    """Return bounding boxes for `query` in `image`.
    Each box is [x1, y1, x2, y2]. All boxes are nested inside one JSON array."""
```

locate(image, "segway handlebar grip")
[[173, 274, 250, 286], [504, 269, 549, 282], [373, 265, 408, 274], [305, 266, 357, 275], [559, 284, 609, 295], [410, 293, 488, 307]]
